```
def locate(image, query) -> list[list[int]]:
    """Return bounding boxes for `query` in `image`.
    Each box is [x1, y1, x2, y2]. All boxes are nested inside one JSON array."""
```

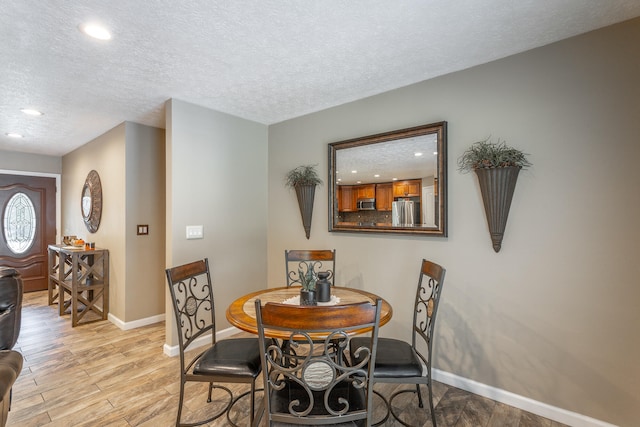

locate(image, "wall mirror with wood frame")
[[81, 169, 102, 233], [328, 121, 447, 236]]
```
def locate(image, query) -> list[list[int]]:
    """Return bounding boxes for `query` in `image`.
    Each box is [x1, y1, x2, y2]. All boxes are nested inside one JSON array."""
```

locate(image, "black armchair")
[[0, 267, 22, 351], [0, 267, 24, 427]]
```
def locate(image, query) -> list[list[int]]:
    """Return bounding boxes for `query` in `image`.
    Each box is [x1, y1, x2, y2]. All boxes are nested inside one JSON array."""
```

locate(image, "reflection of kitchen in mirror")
[[329, 122, 447, 236]]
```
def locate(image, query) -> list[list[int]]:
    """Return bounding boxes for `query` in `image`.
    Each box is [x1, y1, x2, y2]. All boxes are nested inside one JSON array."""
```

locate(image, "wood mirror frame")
[[81, 170, 102, 233], [328, 121, 447, 236]]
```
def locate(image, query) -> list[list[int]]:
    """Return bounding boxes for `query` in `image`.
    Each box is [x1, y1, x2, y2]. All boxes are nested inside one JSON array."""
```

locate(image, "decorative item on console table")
[[298, 263, 317, 306], [458, 138, 532, 252], [285, 164, 323, 239], [62, 235, 76, 245]]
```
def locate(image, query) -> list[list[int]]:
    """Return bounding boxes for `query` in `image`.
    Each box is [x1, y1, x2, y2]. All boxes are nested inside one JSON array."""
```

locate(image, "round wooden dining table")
[[226, 286, 393, 340]]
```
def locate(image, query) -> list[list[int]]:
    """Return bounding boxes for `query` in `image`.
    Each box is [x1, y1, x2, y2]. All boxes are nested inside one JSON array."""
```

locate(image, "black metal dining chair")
[[284, 249, 344, 360], [165, 258, 262, 427], [284, 249, 336, 286], [350, 259, 446, 426], [254, 298, 382, 426]]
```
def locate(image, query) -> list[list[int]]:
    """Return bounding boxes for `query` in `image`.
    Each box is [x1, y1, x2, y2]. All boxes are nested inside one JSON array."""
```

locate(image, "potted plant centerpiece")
[[298, 263, 317, 305], [285, 164, 323, 239], [458, 138, 532, 252]]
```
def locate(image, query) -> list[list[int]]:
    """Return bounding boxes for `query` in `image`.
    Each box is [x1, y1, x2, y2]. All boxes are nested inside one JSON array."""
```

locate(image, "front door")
[[0, 174, 56, 292]]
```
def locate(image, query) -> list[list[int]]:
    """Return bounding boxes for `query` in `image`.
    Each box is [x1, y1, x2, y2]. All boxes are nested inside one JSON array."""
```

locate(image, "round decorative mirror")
[[81, 170, 102, 233]]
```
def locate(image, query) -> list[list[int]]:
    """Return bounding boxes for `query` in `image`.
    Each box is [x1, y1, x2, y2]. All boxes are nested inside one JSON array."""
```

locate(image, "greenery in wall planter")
[[458, 138, 532, 252], [285, 164, 323, 239]]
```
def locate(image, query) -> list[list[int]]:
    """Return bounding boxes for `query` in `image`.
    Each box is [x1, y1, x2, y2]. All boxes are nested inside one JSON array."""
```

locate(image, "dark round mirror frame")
[[82, 170, 102, 233]]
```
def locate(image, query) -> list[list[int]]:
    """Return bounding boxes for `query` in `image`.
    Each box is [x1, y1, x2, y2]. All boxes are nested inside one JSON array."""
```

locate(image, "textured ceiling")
[[2, 1, 640, 157]]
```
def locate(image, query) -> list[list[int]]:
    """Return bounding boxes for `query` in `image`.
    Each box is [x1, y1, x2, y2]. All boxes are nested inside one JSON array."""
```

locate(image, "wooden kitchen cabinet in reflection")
[[356, 184, 375, 199], [376, 183, 393, 211], [338, 185, 357, 212], [393, 179, 421, 197]]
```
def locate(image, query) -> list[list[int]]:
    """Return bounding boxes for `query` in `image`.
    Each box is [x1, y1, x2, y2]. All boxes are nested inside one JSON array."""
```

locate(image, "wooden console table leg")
[[103, 251, 109, 320], [71, 252, 78, 327], [58, 252, 67, 317], [47, 248, 56, 305]]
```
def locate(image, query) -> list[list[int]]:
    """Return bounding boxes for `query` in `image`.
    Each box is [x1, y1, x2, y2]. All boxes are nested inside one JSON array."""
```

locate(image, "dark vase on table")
[[316, 271, 331, 303]]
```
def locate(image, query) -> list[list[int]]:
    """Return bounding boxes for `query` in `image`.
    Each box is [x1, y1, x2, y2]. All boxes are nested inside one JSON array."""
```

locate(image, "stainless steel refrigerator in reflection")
[[392, 199, 416, 226]]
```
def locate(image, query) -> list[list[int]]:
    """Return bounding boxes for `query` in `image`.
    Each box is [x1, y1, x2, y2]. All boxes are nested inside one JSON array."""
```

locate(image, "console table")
[[47, 244, 109, 327]]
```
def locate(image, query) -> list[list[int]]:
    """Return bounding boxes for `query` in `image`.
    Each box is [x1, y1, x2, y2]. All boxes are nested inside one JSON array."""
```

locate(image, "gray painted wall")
[[125, 123, 166, 321], [0, 150, 61, 173], [164, 99, 268, 346], [62, 122, 165, 324], [62, 123, 127, 320], [267, 18, 640, 426]]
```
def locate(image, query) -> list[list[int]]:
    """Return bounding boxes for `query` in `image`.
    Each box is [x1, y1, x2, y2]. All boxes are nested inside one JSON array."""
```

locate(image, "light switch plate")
[[186, 225, 204, 239]]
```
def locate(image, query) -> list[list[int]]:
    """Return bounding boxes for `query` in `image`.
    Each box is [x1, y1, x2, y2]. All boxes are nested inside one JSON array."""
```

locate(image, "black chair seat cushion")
[[350, 337, 422, 378], [269, 379, 365, 426], [0, 350, 23, 401], [194, 338, 261, 379]]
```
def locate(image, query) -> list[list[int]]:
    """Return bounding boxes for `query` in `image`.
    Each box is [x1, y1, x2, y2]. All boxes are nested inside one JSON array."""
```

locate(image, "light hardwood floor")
[[8, 291, 568, 427]]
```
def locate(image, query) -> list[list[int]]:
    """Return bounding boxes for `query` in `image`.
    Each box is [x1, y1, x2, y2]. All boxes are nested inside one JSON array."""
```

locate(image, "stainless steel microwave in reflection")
[[357, 198, 376, 210]]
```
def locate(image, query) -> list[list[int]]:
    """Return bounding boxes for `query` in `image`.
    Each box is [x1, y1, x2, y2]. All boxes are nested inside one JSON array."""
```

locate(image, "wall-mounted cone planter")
[[474, 166, 520, 252], [295, 184, 316, 239]]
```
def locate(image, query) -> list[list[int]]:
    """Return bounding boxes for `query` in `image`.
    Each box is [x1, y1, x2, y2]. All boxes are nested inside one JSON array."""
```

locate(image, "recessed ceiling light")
[[79, 23, 112, 40], [414, 152, 423, 157], [351, 170, 357, 174], [6, 133, 23, 138], [21, 108, 43, 116], [374, 174, 380, 178], [433, 151, 438, 155]]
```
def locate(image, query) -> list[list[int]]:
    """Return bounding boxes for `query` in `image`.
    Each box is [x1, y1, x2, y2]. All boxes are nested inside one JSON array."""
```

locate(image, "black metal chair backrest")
[[411, 260, 446, 377], [255, 299, 381, 426], [285, 249, 336, 287], [165, 258, 216, 354]]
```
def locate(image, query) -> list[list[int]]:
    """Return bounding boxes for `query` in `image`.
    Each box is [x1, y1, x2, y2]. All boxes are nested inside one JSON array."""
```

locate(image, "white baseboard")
[[163, 326, 240, 357], [108, 312, 165, 331], [432, 369, 618, 427]]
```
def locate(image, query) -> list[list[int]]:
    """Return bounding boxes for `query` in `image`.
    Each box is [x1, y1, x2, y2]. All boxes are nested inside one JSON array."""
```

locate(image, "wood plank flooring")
[[8, 291, 569, 426]]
